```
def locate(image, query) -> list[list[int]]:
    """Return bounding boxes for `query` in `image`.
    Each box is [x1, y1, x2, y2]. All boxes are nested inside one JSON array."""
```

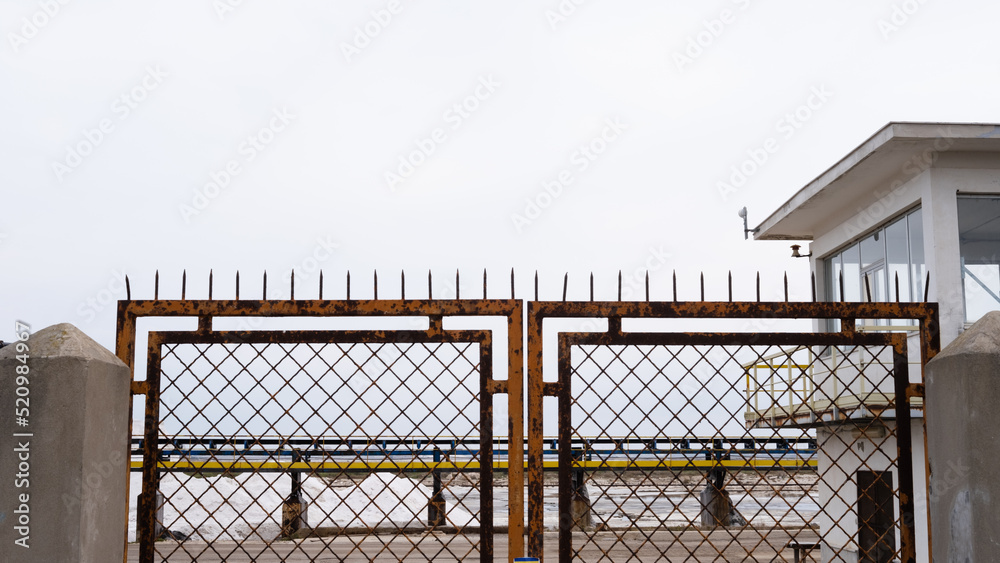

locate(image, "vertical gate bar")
[[527, 303, 544, 560], [139, 334, 163, 563], [115, 304, 138, 563], [481, 333, 495, 562], [892, 336, 917, 563], [919, 306, 940, 560], [557, 334, 572, 563], [508, 300, 525, 562]]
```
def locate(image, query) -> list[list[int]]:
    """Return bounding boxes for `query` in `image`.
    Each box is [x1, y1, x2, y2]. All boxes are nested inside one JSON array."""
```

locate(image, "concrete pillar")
[[926, 311, 1000, 562], [0, 323, 130, 563]]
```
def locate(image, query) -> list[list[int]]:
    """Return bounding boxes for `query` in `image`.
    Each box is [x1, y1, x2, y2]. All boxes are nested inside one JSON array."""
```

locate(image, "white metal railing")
[[743, 325, 921, 423]]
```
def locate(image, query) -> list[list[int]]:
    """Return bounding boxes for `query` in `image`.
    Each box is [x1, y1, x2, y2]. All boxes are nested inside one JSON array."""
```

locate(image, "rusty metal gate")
[[118, 271, 940, 563], [527, 300, 939, 563], [116, 272, 524, 563]]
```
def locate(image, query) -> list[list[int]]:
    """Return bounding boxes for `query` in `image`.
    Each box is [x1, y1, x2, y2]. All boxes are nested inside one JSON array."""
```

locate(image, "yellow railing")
[[743, 325, 921, 423]]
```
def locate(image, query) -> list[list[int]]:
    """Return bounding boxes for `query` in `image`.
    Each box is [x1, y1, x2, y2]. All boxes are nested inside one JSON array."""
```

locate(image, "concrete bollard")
[[427, 448, 445, 528], [571, 450, 592, 531], [571, 468, 592, 530], [926, 311, 1000, 563], [0, 323, 130, 563], [281, 448, 308, 537], [136, 490, 165, 540]]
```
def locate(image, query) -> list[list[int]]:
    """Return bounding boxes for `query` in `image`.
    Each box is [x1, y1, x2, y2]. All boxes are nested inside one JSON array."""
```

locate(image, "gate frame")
[[117, 297, 525, 563], [526, 300, 940, 561]]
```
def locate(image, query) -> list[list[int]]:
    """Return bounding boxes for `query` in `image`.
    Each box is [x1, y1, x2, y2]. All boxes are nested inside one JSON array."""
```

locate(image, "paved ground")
[[127, 528, 820, 561]]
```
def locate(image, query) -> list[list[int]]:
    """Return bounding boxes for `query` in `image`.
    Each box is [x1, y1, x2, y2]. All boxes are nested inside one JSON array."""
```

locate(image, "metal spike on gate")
[[182, 270, 187, 301], [589, 273, 594, 302], [700, 272, 704, 301], [618, 270, 623, 301], [262, 271, 267, 300], [562, 273, 568, 302], [209, 270, 213, 300], [374, 270, 378, 300], [839, 271, 845, 303], [645, 271, 650, 302], [672, 270, 677, 302], [346, 271, 351, 300], [154, 270, 159, 300], [456, 269, 460, 299], [318, 270, 323, 300], [235, 271, 240, 300], [401, 270, 405, 300], [924, 271, 931, 302], [429, 270, 433, 300], [864, 274, 872, 302], [784, 272, 788, 302], [290, 269, 294, 300], [728, 271, 732, 302], [811, 272, 816, 302], [895, 272, 900, 303], [510, 268, 515, 299], [534, 271, 538, 301], [756, 271, 760, 302], [125, 275, 131, 301]]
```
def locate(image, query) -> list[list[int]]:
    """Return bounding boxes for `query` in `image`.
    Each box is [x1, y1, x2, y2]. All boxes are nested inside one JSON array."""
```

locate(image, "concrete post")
[[0, 323, 130, 563], [926, 311, 1000, 562]]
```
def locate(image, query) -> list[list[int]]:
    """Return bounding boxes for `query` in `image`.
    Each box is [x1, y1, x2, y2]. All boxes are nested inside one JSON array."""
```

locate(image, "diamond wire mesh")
[[150, 339, 485, 562], [565, 343, 905, 562]]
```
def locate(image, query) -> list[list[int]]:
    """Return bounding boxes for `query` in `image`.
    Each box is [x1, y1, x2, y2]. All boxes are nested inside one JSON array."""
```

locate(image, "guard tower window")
[[825, 208, 925, 304], [958, 195, 1000, 323]]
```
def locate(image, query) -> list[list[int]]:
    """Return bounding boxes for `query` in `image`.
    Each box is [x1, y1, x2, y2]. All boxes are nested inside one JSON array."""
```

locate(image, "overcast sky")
[[2, 1, 998, 351]]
